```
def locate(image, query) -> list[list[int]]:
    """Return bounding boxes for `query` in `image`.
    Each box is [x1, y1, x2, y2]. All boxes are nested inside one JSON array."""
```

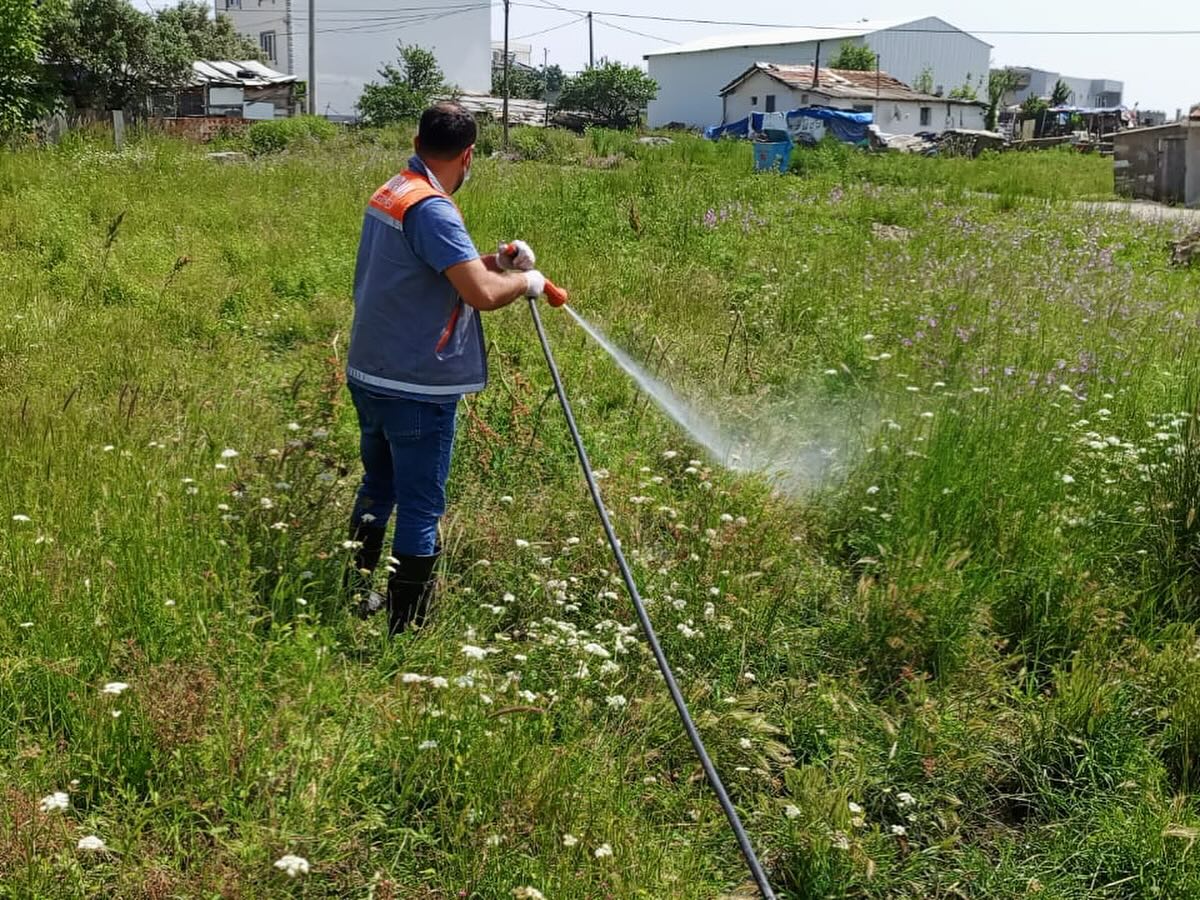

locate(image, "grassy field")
[[1, 127, 1197, 898]]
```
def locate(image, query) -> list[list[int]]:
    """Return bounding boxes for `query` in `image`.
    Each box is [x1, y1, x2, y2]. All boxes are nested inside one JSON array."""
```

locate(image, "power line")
[[289, 5, 490, 37], [513, 15, 586, 42], [593, 16, 675, 44], [510, 4, 1200, 36]]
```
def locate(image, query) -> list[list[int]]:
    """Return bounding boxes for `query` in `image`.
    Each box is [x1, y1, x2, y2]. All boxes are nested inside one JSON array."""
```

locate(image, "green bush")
[[587, 127, 636, 159], [243, 115, 337, 155], [507, 126, 581, 163]]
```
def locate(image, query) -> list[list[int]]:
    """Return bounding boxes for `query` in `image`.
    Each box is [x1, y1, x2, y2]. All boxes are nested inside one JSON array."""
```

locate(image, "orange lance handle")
[[503, 243, 569, 307]]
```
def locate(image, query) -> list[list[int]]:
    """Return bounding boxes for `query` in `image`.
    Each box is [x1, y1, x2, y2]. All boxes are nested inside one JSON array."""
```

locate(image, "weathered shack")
[[1113, 119, 1200, 207]]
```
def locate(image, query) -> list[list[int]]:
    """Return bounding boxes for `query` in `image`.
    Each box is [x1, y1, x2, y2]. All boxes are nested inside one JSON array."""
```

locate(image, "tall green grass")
[[0, 128, 1196, 897]]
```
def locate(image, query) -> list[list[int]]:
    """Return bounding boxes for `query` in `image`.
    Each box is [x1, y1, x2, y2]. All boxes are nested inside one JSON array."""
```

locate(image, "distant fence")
[[152, 117, 249, 142]]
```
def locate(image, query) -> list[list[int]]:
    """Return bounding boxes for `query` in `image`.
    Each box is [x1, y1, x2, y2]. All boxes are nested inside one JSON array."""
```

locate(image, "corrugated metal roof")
[[191, 60, 298, 87], [720, 63, 985, 105], [446, 92, 549, 127], [644, 21, 904, 58]]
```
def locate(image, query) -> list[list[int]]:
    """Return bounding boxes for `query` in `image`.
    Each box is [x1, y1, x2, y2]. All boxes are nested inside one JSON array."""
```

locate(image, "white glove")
[[523, 270, 546, 298], [498, 240, 537, 272]]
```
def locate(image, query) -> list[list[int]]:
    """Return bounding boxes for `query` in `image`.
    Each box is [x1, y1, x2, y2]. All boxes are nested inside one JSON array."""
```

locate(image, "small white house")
[[720, 63, 986, 136], [645, 17, 991, 128]]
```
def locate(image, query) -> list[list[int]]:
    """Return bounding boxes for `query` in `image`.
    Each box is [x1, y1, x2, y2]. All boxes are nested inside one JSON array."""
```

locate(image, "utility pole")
[[308, 0, 317, 115], [502, 0, 510, 149], [587, 12, 594, 69]]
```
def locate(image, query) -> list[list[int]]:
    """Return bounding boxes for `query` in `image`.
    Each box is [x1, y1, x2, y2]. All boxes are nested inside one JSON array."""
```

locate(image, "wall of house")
[[223, 0, 490, 119], [864, 18, 990, 100], [723, 74, 984, 136], [1113, 123, 1189, 204], [1187, 124, 1200, 208], [216, 1, 290, 71], [647, 39, 850, 128]]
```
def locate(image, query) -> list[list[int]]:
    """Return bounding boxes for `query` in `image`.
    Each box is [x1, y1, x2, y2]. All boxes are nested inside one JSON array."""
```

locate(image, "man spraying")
[[344, 101, 548, 636]]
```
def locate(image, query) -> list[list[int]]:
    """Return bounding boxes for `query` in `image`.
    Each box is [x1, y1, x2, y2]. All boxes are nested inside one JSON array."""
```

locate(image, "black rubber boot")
[[344, 524, 387, 618], [387, 552, 440, 636]]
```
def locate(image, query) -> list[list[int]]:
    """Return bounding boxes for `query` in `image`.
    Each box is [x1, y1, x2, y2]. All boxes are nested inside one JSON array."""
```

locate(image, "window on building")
[[920, 107, 932, 127], [800, 93, 809, 105], [260, 30, 276, 61], [853, 104, 873, 113], [765, 94, 776, 112], [225, 0, 241, 8], [750, 96, 757, 106]]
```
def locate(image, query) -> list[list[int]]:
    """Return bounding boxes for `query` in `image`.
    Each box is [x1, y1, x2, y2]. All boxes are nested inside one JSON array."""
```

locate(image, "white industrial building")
[[999, 66, 1124, 109], [721, 63, 985, 135], [213, 0, 490, 120], [645, 17, 991, 129]]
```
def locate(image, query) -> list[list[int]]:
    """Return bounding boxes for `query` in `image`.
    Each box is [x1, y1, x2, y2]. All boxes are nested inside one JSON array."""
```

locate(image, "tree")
[[913, 66, 934, 95], [154, 1, 262, 61], [41, 0, 192, 111], [491, 63, 566, 101], [1050, 78, 1071, 107], [986, 67, 1018, 131], [492, 64, 543, 100], [0, 0, 57, 138], [357, 44, 447, 126], [829, 43, 877, 71], [948, 73, 980, 102], [557, 62, 657, 130]]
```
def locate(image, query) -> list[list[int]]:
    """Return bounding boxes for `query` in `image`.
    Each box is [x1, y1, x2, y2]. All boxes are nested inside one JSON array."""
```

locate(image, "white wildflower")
[[896, 791, 916, 808], [513, 888, 546, 900], [461, 645, 488, 661], [77, 835, 106, 852], [500, 495, 514, 505], [418, 740, 438, 750], [1061, 474, 1075, 484], [890, 824, 907, 836], [848, 801, 863, 815], [273, 854, 310, 877], [562, 833, 579, 847], [39, 792, 69, 813], [784, 804, 801, 819], [593, 843, 613, 859], [401, 673, 427, 684], [429, 676, 449, 689], [101, 682, 129, 696], [605, 694, 628, 709], [582, 642, 611, 658], [11, 515, 31, 523], [220, 448, 239, 459], [515, 539, 530, 548]]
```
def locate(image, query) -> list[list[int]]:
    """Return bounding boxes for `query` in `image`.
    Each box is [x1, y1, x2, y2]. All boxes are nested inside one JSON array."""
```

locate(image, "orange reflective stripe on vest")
[[367, 169, 466, 356]]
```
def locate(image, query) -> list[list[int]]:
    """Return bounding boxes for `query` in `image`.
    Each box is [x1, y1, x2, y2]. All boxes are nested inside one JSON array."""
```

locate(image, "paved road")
[[1075, 200, 1200, 225]]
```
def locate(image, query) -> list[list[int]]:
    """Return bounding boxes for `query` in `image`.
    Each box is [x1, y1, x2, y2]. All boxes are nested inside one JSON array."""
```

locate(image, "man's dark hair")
[[417, 102, 478, 159]]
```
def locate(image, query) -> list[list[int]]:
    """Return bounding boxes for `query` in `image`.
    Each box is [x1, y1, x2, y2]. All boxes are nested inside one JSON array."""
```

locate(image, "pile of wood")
[[1171, 231, 1200, 267]]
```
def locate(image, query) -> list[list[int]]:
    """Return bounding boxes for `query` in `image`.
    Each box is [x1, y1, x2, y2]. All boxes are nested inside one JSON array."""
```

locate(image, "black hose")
[[527, 299, 778, 900]]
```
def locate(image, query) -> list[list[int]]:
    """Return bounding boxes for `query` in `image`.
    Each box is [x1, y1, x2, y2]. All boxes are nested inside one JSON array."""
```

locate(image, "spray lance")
[[520, 254, 778, 900]]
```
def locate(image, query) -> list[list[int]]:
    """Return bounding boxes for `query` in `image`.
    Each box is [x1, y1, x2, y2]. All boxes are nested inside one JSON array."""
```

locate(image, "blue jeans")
[[348, 383, 458, 557]]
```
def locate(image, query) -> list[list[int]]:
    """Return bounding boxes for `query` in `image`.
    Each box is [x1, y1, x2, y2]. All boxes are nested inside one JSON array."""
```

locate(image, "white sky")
[[492, 0, 1196, 113]]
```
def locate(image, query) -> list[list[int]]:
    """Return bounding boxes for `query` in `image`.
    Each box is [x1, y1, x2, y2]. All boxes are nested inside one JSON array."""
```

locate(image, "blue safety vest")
[[346, 160, 486, 399]]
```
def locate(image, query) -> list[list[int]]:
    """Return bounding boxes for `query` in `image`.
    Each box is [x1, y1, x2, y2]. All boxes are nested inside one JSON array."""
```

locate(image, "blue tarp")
[[705, 106, 873, 145]]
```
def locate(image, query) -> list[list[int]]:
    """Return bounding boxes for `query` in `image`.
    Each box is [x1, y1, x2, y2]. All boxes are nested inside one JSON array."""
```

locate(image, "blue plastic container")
[[753, 140, 792, 173]]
